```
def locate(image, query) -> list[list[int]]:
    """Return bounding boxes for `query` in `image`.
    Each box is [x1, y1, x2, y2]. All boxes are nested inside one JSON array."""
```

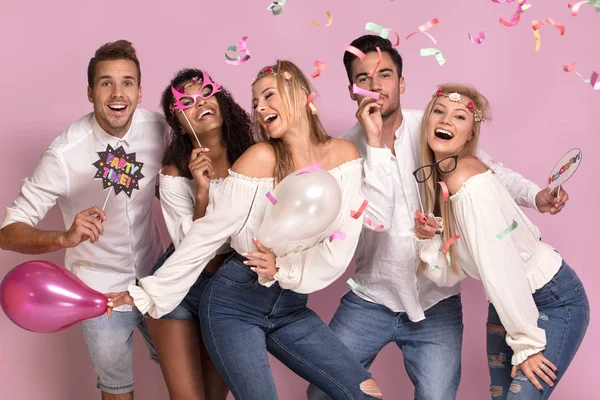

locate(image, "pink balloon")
[[0, 260, 108, 333]]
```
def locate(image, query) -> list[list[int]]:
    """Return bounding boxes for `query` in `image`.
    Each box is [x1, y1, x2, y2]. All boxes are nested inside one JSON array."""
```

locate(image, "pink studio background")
[[0, 0, 597, 399]]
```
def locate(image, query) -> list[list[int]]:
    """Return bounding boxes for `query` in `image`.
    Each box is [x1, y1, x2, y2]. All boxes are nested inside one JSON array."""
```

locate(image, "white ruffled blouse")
[[159, 172, 232, 254], [132, 159, 381, 319], [419, 170, 562, 365]]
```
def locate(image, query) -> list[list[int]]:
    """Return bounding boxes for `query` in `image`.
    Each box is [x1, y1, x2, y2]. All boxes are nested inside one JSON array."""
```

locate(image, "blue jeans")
[[307, 291, 463, 400], [199, 253, 380, 400], [149, 242, 213, 320], [487, 261, 589, 399]]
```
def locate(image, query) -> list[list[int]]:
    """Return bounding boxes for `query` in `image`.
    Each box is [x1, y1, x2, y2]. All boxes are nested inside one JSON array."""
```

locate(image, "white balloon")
[[256, 170, 342, 250]]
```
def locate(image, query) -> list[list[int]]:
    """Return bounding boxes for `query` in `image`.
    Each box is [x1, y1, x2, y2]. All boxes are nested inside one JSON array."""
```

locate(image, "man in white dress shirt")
[[0, 40, 167, 399], [308, 35, 569, 400]]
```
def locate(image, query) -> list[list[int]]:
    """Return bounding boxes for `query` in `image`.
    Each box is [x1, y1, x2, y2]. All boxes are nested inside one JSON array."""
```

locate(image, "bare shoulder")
[[231, 142, 276, 178], [328, 138, 360, 164], [446, 156, 488, 195], [161, 164, 181, 177]]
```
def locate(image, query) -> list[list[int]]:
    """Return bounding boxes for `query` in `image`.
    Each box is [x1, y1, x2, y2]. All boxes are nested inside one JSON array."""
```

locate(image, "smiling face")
[[173, 78, 223, 142], [349, 51, 404, 119], [87, 59, 141, 137], [252, 75, 291, 140], [426, 95, 475, 160]]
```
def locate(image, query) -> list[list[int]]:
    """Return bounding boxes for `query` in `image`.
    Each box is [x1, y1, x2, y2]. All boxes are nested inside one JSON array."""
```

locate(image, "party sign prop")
[[547, 148, 582, 191], [92, 145, 144, 208]]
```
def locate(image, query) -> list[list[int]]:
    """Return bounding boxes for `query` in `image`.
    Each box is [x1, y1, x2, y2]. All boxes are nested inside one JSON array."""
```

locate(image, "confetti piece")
[[311, 60, 327, 78], [351, 200, 369, 219], [532, 21, 542, 51], [445, 252, 452, 266], [438, 181, 449, 201], [266, 192, 277, 204], [352, 84, 380, 100], [345, 45, 366, 61], [329, 231, 347, 242], [468, 31, 486, 44], [420, 48, 446, 66], [569, 0, 600, 16], [563, 62, 594, 84], [531, 18, 565, 52], [365, 22, 390, 39], [442, 235, 460, 253], [296, 164, 322, 175], [367, 47, 382, 78], [225, 36, 251, 65], [499, 0, 529, 27], [347, 278, 368, 293], [406, 18, 440, 44], [492, 0, 517, 3], [311, 10, 332, 27], [365, 22, 401, 47], [496, 220, 518, 239], [266, 0, 286, 15], [364, 217, 384, 231], [306, 92, 317, 114], [591, 71, 600, 90]]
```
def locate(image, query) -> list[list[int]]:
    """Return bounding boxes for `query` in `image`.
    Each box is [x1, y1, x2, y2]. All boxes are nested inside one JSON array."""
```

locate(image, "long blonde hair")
[[418, 83, 490, 274], [251, 60, 330, 184]]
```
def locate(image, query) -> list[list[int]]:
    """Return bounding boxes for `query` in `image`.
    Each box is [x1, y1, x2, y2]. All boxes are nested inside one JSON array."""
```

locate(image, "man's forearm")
[[0, 222, 66, 254]]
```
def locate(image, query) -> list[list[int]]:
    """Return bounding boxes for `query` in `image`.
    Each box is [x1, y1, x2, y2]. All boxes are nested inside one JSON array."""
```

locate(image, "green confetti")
[[347, 278, 368, 294], [266, 0, 286, 15], [420, 48, 446, 66], [496, 220, 518, 239], [365, 22, 390, 40]]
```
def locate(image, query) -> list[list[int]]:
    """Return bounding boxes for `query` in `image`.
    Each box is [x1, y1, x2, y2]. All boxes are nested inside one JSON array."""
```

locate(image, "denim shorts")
[[148, 242, 214, 320], [81, 309, 158, 394]]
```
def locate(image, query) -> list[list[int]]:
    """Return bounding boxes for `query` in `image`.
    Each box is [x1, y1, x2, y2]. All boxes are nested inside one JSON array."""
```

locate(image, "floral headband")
[[251, 66, 292, 84], [432, 89, 484, 122]]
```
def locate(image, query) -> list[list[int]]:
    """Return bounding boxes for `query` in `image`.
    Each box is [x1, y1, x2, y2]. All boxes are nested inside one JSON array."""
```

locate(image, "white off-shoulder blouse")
[[418, 170, 562, 365], [132, 159, 383, 318], [159, 172, 232, 254]]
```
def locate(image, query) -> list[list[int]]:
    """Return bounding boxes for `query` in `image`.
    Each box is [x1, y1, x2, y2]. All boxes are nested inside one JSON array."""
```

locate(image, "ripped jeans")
[[486, 261, 589, 399]]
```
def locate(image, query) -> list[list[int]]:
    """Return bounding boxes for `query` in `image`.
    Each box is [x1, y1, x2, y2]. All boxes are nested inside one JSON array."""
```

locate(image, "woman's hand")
[[413, 210, 441, 240], [511, 352, 558, 391], [189, 148, 213, 194], [243, 237, 278, 280], [104, 291, 135, 318]]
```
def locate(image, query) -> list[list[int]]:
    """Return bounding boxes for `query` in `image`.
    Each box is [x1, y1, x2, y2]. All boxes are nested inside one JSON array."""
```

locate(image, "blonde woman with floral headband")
[[413, 84, 589, 399], [106, 60, 390, 399]]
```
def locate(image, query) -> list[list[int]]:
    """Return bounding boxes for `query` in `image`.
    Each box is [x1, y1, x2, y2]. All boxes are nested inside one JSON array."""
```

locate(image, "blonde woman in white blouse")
[[107, 60, 390, 399], [413, 84, 589, 399]]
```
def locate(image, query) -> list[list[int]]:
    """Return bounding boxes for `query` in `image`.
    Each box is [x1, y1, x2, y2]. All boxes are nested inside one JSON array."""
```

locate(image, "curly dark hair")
[[160, 68, 254, 178]]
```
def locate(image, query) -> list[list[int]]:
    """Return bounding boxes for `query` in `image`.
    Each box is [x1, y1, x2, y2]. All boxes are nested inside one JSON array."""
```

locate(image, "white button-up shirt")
[[1, 110, 167, 310], [343, 109, 541, 322]]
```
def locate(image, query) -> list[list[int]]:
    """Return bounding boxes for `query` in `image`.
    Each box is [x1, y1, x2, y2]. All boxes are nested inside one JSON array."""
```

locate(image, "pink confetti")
[[311, 60, 327, 78], [225, 36, 251, 66], [367, 47, 382, 78], [296, 164, 322, 175], [329, 231, 347, 242], [406, 18, 439, 44], [442, 235, 460, 253], [568, 1, 590, 16], [364, 217, 384, 231], [438, 181, 449, 201], [350, 200, 369, 219], [592, 72, 600, 90], [266, 192, 277, 204], [499, 0, 529, 27], [345, 45, 366, 61], [468, 31, 486, 44], [352, 84, 380, 100]]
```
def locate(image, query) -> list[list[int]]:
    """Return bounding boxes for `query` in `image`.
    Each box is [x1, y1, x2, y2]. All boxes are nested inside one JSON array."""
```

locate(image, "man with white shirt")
[[0, 40, 166, 400], [307, 35, 569, 400]]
